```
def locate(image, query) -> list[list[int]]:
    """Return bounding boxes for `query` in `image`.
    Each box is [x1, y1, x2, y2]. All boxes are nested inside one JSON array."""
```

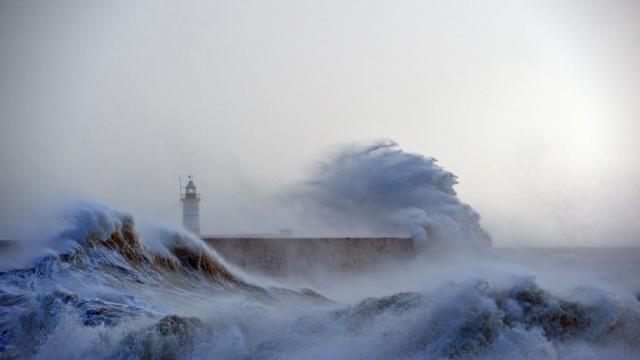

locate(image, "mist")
[[2, 0, 640, 246]]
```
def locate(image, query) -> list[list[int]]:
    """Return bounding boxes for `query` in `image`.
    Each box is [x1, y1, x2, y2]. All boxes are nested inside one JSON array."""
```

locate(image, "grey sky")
[[1, 0, 639, 246]]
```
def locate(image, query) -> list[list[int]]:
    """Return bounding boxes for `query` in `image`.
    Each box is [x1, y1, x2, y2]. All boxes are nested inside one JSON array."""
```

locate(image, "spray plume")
[[295, 140, 491, 253]]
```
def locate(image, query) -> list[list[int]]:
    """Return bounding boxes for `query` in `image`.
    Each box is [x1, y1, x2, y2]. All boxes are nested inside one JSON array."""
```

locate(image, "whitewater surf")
[[0, 200, 639, 359], [1, 143, 639, 359]]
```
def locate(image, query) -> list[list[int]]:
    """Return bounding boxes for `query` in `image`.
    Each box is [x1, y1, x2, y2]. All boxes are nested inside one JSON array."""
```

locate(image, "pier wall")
[[202, 237, 415, 277]]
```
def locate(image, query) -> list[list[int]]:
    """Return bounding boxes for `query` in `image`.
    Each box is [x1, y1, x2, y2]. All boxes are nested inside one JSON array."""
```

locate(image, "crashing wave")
[[324, 278, 640, 359], [0, 202, 639, 359], [293, 140, 491, 253], [0, 202, 248, 284]]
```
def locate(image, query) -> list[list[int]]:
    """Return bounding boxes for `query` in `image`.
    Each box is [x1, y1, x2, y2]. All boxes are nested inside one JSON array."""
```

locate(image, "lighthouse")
[[181, 175, 201, 236]]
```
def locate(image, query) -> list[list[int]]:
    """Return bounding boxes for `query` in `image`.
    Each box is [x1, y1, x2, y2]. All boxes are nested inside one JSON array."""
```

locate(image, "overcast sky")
[[1, 0, 639, 246]]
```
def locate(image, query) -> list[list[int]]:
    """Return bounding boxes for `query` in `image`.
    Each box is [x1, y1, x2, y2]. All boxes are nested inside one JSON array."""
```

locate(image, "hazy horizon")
[[2, 0, 639, 247]]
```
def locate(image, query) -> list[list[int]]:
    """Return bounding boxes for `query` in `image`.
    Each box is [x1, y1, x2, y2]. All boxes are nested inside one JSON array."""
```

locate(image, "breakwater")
[[202, 237, 415, 277]]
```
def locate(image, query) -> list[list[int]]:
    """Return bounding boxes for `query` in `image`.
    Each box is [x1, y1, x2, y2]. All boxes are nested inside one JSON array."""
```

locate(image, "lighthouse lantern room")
[[180, 175, 201, 236]]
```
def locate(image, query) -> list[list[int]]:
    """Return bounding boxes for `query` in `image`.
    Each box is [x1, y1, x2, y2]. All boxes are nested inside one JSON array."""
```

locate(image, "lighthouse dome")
[[185, 175, 197, 191]]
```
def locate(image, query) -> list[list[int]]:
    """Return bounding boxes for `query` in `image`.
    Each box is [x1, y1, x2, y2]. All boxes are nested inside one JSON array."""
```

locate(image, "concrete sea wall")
[[203, 237, 415, 277]]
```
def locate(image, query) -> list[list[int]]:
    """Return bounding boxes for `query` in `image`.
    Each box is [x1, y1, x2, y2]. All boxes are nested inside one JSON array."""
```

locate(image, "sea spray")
[[1, 202, 639, 359], [293, 140, 491, 253]]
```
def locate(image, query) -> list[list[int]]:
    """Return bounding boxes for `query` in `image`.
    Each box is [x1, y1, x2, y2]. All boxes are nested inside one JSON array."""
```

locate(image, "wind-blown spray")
[[2, 201, 639, 359], [1, 195, 639, 358], [295, 140, 491, 253]]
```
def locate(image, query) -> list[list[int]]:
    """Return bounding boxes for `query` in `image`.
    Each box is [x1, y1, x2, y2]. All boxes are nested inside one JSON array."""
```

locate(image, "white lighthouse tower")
[[180, 175, 201, 236]]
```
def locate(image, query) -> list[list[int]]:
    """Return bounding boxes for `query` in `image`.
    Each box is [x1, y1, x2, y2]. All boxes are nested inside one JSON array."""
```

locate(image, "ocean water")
[[1, 203, 639, 359]]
